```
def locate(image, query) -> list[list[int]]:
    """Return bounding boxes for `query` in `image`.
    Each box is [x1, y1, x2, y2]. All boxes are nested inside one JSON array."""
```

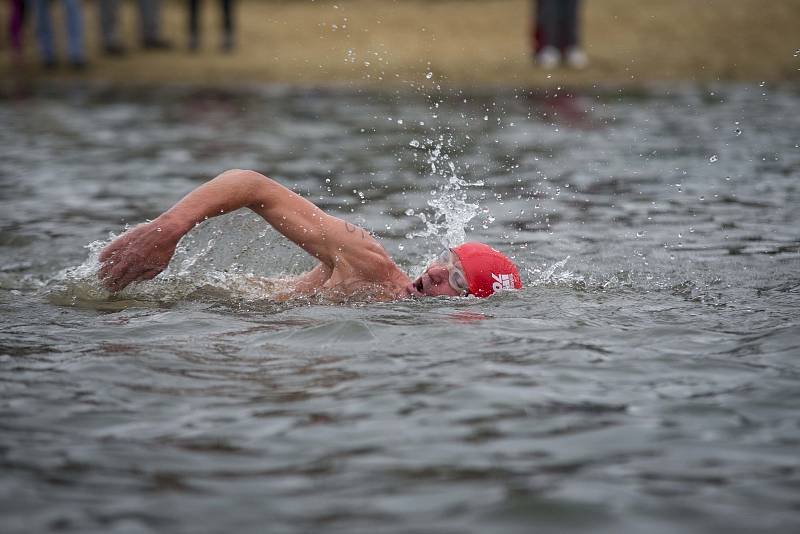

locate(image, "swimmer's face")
[[405, 250, 469, 298]]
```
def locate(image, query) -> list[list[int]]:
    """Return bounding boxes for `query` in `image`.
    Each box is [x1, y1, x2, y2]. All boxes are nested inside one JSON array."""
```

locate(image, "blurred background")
[[2, 0, 799, 88], [2, 3, 800, 534]]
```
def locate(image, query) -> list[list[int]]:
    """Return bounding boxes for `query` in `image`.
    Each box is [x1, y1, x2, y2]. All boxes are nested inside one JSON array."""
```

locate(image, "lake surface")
[[1, 82, 799, 533]]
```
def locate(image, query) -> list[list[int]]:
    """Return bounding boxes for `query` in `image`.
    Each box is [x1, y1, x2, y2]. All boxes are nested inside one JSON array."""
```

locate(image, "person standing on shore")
[[30, 0, 87, 69], [98, 0, 171, 56], [187, 0, 235, 52], [532, 0, 588, 69]]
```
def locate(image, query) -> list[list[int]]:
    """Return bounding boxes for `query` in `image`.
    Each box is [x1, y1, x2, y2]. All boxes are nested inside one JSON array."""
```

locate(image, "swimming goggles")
[[436, 249, 470, 296]]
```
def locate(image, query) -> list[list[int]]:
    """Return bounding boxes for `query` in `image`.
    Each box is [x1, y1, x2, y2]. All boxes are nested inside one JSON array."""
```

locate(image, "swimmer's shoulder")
[[333, 223, 397, 270]]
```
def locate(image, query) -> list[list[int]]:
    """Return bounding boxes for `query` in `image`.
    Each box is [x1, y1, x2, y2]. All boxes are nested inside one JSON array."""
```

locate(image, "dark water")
[[1, 83, 799, 533]]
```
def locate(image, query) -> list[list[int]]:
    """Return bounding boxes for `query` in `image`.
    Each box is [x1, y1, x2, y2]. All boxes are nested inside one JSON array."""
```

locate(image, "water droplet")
[[709, 154, 719, 163], [325, 178, 331, 183], [636, 231, 646, 238], [397, 119, 404, 125], [734, 128, 742, 136], [483, 115, 489, 121], [409, 139, 420, 148], [156, 227, 162, 232], [425, 71, 433, 79]]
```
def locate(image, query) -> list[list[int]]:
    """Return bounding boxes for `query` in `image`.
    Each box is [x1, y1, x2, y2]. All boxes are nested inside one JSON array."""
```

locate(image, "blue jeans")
[[30, 0, 85, 63]]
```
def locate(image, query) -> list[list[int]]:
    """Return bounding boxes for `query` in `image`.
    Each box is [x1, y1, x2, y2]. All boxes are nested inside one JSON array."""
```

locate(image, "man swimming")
[[98, 169, 522, 300]]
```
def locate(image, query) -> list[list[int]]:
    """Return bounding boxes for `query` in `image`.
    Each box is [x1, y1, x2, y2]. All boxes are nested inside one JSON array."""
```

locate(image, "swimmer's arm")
[[99, 169, 380, 291], [160, 169, 380, 269]]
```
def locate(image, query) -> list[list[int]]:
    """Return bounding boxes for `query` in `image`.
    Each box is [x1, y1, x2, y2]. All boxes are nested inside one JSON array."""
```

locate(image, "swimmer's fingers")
[[99, 232, 133, 262], [98, 238, 131, 285], [108, 266, 144, 293], [101, 253, 147, 292], [98, 251, 124, 281], [99, 260, 129, 292], [99, 223, 146, 261], [98, 223, 177, 291], [98, 248, 131, 289], [98, 260, 113, 282], [98, 242, 120, 262]]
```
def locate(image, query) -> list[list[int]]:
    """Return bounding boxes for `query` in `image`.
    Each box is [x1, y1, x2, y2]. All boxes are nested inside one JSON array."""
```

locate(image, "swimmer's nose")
[[427, 264, 449, 284]]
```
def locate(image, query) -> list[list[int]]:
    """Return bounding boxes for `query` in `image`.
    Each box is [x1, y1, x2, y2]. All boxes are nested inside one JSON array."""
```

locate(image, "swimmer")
[[98, 169, 521, 300]]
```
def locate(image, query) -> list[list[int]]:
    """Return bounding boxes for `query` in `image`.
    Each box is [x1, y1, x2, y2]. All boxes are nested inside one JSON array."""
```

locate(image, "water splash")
[[526, 257, 637, 291], [45, 239, 111, 305], [43, 216, 314, 309], [405, 134, 483, 249], [530, 256, 571, 285]]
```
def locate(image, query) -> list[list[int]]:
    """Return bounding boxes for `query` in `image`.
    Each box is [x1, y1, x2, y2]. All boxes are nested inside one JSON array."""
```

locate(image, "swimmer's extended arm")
[[99, 169, 382, 292]]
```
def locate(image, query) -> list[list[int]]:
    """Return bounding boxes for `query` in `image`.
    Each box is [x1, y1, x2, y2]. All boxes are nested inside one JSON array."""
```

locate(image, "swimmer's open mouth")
[[414, 278, 423, 293]]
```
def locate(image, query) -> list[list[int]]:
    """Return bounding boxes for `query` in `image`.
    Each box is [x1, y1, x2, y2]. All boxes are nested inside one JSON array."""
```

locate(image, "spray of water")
[[405, 133, 483, 249], [44, 215, 315, 308]]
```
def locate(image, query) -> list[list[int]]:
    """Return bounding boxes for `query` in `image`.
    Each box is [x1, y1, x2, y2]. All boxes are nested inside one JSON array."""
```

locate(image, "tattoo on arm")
[[344, 221, 368, 239]]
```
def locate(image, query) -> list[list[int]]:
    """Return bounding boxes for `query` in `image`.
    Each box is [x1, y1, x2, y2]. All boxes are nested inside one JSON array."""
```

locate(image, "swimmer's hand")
[[98, 218, 181, 292]]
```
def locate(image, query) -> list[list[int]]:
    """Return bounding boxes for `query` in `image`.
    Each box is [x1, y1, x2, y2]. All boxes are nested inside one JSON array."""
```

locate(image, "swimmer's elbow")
[[219, 169, 277, 202], [221, 168, 270, 183]]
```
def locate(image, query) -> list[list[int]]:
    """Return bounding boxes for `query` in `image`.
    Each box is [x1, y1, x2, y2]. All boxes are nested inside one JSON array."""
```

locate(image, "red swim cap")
[[452, 242, 522, 298]]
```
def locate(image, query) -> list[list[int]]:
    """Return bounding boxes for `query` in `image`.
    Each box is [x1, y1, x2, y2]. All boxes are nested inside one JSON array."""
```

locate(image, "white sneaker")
[[565, 47, 588, 69], [536, 46, 561, 69]]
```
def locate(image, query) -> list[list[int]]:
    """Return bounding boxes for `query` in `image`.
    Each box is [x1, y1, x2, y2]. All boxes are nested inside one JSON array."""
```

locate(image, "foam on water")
[[405, 134, 483, 252], [44, 215, 318, 309]]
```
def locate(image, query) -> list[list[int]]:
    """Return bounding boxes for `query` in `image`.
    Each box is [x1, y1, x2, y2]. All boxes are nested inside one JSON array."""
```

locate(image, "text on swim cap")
[[491, 273, 515, 291]]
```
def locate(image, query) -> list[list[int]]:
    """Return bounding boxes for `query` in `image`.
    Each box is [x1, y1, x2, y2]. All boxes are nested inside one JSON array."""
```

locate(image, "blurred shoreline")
[[2, 0, 799, 89]]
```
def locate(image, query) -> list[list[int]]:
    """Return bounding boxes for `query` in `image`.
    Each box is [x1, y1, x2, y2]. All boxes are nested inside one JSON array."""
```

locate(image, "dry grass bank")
[[2, 0, 799, 88]]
